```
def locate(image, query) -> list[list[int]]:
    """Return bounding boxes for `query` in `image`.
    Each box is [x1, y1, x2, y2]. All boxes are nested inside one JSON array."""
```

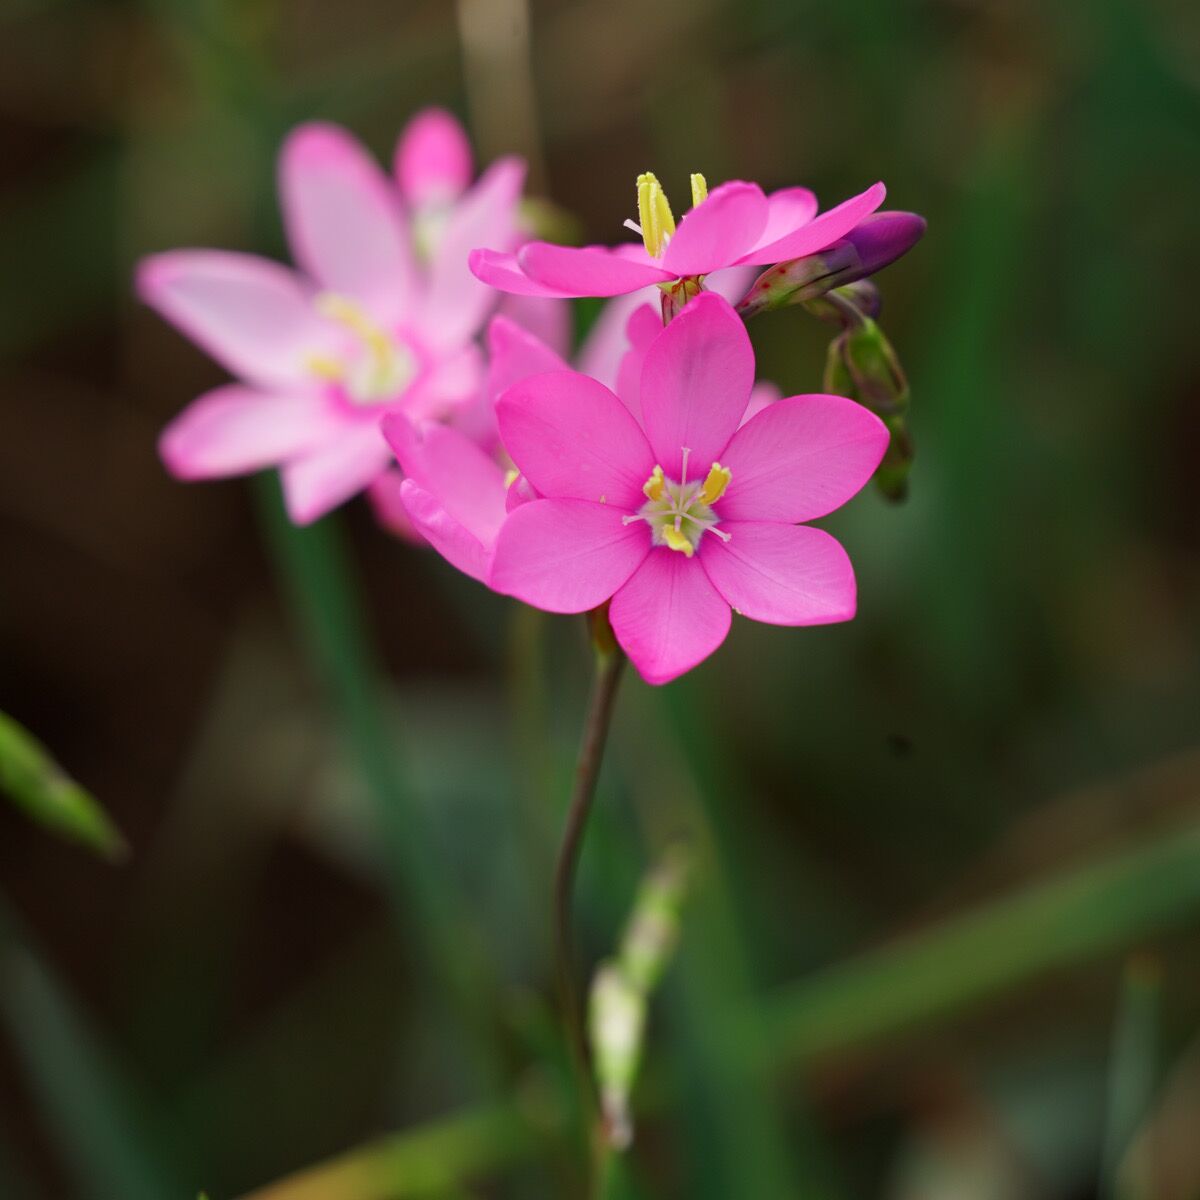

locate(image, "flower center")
[[305, 293, 418, 406], [623, 448, 731, 557], [623, 171, 709, 259]]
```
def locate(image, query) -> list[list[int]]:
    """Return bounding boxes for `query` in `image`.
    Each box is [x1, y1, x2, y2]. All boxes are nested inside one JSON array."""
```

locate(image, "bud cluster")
[[737, 210, 923, 500]]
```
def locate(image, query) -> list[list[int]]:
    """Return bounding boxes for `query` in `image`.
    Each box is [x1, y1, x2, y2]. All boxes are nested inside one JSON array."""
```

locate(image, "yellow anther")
[[642, 464, 666, 501], [636, 173, 675, 259], [699, 462, 731, 505], [690, 173, 708, 207], [314, 290, 408, 398], [316, 293, 395, 382], [504, 468, 520, 489], [305, 353, 344, 381], [662, 525, 694, 557]]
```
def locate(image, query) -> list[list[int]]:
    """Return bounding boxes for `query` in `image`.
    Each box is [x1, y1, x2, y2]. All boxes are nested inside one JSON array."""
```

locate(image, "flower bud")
[[587, 846, 690, 1150], [841, 211, 925, 281], [588, 963, 644, 1150], [824, 318, 913, 501], [618, 846, 688, 992], [737, 211, 924, 319]]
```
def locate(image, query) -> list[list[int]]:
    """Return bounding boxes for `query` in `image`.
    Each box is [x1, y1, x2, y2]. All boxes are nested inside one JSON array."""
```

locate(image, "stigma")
[[626, 171, 710, 259], [624, 450, 731, 556]]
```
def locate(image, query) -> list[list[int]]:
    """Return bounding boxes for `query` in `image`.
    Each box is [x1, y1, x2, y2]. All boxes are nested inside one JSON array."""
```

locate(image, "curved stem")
[[553, 615, 626, 1123]]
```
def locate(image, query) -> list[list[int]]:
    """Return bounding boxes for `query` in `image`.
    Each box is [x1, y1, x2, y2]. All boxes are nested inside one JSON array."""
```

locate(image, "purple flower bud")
[[737, 211, 924, 319], [840, 211, 926, 281]]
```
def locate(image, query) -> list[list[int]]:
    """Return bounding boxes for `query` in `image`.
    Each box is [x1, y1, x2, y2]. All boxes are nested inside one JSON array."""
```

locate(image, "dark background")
[[2, 1, 1200, 1197]]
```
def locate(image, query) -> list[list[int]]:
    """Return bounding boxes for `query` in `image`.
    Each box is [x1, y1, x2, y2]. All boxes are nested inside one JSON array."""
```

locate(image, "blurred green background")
[[3, 0, 1200, 1197]]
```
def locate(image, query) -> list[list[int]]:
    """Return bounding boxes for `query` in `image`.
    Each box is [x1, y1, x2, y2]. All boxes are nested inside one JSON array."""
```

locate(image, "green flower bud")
[[824, 320, 914, 502]]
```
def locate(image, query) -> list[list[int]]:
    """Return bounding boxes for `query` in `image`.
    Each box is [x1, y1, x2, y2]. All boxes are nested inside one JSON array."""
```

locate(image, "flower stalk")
[[553, 605, 626, 1126]]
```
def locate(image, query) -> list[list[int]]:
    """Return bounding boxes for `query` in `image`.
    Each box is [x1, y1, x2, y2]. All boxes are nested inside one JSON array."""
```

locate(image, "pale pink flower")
[[469, 169, 885, 303], [139, 110, 545, 524]]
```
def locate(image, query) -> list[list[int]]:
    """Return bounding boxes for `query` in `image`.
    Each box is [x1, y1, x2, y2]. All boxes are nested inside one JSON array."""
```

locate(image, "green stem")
[[553, 614, 626, 1132]]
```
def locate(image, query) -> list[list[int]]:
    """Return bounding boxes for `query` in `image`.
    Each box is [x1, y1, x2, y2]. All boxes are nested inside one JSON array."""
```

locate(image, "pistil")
[[624, 453, 732, 557]]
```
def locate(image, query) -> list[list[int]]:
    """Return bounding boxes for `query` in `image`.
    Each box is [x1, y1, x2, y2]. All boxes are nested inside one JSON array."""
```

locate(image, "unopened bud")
[[587, 845, 690, 1151], [737, 211, 924, 319], [841, 211, 925, 281], [619, 846, 688, 991], [824, 318, 913, 501], [735, 241, 858, 319], [588, 963, 644, 1150]]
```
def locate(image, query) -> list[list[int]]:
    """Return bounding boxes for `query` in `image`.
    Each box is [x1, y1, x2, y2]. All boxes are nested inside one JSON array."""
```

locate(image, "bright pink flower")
[[469, 169, 886, 303], [140, 111, 544, 524], [378, 308, 605, 580], [381, 282, 782, 585], [393, 294, 888, 684]]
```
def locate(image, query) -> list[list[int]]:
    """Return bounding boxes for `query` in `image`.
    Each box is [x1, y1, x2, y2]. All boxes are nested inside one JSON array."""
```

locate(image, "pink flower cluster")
[[140, 111, 904, 683]]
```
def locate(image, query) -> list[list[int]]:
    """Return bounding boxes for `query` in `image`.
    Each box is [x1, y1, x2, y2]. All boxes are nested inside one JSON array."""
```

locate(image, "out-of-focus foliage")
[[1, 0, 1199, 1197], [0, 711, 125, 861]]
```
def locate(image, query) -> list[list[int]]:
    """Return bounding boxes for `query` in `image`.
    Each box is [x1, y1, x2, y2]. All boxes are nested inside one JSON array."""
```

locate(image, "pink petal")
[[367, 470, 428, 544], [489, 498, 649, 613], [610, 551, 731, 685], [401, 343, 485, 422], [735, 182, 886, 266], [398, 480, 492, 583], [505, 473, 538, 512], [420, 157, 526, 349], [718, 394, 888, 522], [749, 186, 819, 252], [393, 108, 473, 207], [137, 250, 328, 390], [279, 422, 392, 525], [278, 122, 416, 321], [660, 181, 768, 277], [518, 243, 672, 297], [576, 290, 658, 392], [469, 248, 570, 298], [612, 303, 663, 424], [496, 291, 572, 358], [497, 371, 655, 509], [159, 384, 345, 479], [381, 415, 507, 546], [701, 522, 856, 626], [486, 315, 568, 404], [638, 292, 753, 478], [740, 380, 781, 427]]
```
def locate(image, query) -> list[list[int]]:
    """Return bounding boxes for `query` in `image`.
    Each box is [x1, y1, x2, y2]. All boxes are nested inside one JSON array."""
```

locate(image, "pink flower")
[[381, 283, 781, 587], [469, 170, 886, 303], [378, 303, 637, 582], [392, 294, 888, 685], [139, 110, 543, 524]]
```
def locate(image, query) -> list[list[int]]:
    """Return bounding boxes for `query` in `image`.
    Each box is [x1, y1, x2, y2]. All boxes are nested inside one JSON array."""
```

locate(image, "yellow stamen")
[[305, 353, 344, 381], [642, 464, 666, 501], [316, 293, 395, 388], [699, 462, 731, 505], [662, 525, 694, 557], [636, 173, 675, 259], [504, 468, 520, 489], [690, 172, 708, 207]]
